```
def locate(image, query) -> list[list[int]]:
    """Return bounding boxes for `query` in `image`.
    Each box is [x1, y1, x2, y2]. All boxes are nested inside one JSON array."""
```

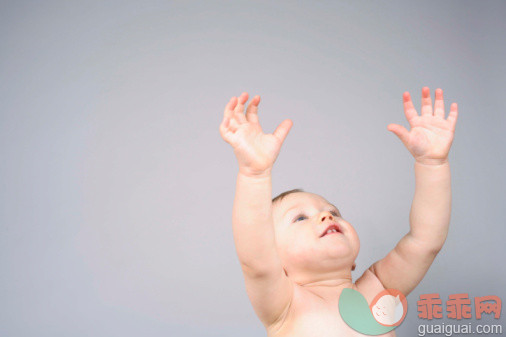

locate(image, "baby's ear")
[[351, 263, 356, 271]]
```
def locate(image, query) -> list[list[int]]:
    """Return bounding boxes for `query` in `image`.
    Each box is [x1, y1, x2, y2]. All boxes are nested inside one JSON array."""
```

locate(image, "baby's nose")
[[320, 212, 334, 222]]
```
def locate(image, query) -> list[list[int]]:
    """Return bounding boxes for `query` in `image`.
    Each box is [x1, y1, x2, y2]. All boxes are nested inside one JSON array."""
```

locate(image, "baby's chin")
[[320, 238, 358, 259], [314, 259, 354, 273], [283, 249, 357, 274], [284, 259, 355, 282]]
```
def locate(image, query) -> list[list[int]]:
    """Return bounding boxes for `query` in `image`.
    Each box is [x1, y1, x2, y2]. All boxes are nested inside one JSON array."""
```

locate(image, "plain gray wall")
[[1, 1, 505, 336]]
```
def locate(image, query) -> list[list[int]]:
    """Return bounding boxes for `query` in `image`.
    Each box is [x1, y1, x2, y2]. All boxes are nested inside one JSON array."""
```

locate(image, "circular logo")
[[339, 288, 408, 335], [369, 289, 408, 327]]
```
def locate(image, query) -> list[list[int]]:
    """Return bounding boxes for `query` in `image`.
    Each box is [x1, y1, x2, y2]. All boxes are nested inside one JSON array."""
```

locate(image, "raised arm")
[[219, 92, 294, 327], [368, 87, 458, 296]]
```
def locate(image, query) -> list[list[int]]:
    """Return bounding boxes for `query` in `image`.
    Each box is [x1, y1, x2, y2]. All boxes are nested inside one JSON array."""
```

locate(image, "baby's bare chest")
[[268, 292, 396, 337]]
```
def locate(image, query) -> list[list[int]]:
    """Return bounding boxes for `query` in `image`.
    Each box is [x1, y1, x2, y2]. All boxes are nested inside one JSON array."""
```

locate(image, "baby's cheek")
[[281, 235, 313, 263], [293, 241, 322, 265], [280, 235, 301, 256], [275, 232, 297, 258], [347, 228, 361, 254]]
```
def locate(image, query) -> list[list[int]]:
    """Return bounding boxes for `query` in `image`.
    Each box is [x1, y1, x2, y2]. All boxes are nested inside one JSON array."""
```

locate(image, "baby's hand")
[[388, 87, 458, 165], [219, 92, 293, 177]]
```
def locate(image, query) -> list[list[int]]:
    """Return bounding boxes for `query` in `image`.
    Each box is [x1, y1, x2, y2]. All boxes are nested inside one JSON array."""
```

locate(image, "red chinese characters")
[[418, 293, 443, 319], [417, 293, 501, 320], [475, 295, 501, 319], [446, 293, 472, 320]]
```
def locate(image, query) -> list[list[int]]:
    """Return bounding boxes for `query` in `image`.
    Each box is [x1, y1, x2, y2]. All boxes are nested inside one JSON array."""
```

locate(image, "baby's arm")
[[369, 87, 458, 296], [219, 93, 294, 327]]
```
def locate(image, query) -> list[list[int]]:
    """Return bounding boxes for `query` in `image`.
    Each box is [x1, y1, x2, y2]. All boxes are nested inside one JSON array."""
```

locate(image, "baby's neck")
[[296, 271, 353, 303]]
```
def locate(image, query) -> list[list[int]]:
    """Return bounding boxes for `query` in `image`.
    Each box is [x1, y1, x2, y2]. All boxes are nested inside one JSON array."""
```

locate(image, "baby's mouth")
[[320, 223, 342, 237]]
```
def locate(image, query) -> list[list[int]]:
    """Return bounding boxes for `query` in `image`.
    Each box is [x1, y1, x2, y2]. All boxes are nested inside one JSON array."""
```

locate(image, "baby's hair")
[[272, 188, 304, 204]]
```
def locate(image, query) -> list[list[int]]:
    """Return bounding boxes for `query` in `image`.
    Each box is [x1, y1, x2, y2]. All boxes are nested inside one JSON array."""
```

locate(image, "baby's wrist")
[[238, 167, 272, 179], [414, 157, 449, 166]]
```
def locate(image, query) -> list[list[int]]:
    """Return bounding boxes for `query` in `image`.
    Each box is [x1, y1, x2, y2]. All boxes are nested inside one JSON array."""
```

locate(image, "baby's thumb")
[[387, 123, 409, 146], [273, 119, 293, 144]]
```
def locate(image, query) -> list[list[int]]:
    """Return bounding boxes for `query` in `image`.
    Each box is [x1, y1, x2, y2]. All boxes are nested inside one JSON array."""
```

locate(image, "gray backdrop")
[[1, 1, 505, 336]]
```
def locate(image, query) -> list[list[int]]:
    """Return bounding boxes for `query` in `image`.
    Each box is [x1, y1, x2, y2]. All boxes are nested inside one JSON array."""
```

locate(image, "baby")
[[219, 87, 458, 336]]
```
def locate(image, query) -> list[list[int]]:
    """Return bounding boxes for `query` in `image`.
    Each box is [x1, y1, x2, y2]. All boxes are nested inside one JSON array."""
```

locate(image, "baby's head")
[[272, 189, 360, 284]]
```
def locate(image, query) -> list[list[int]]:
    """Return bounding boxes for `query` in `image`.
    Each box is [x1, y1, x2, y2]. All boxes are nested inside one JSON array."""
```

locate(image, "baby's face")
[[272, 192, 360, 278]]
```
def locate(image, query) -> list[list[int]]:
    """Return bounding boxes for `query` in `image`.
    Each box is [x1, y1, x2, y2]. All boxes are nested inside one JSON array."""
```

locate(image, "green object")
[[339, 288, 396, 335]]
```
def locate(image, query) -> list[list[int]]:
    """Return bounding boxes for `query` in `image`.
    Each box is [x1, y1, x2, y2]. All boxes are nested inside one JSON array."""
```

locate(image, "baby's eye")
[[331, 211, 339, 217], [294, 214, 307, 222]]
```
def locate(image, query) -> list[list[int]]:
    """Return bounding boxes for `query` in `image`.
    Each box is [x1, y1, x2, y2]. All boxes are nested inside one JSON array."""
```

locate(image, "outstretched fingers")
[[221, 96, 238, 132], [421, 87, 433, 116], [245, 95, 261, 124], [387, 123, 410, 147], [233, 92, 249, 124], [434, 88, 445, 118], [446, 103, 458, 131], [403, 91, 418, 124], [273, 119, 293, 144]]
